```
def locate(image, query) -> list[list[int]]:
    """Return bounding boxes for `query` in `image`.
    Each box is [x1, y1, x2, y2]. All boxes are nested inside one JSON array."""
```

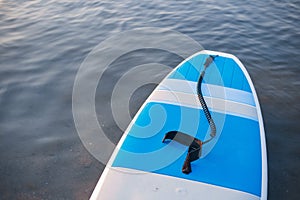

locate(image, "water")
[[0, 0, 299, 199]]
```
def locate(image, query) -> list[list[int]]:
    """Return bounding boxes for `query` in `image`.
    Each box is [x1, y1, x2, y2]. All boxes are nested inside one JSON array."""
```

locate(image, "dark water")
[[1, 0, 299, 199]]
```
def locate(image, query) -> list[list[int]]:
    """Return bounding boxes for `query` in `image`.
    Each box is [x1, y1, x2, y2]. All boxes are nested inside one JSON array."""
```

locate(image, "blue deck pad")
[[113, 102, 262, 197], [168, 54, 252, 93], [115, 102, 208, 153]]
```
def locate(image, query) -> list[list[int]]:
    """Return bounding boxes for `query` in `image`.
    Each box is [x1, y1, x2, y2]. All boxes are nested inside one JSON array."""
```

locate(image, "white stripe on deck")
[[148, 89, 258, 121], [90, 167, 260, 200]]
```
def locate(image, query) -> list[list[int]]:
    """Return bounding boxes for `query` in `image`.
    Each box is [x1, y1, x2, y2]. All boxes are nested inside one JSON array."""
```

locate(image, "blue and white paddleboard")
[[90, 50, 268, 200]]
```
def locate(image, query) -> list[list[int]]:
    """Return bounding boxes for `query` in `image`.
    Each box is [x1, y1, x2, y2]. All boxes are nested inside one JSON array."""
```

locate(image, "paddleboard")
[[90, 50, 267, 200]]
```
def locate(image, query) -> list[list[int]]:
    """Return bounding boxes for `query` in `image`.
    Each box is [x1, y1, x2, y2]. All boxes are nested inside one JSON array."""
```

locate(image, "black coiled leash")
[[162, 55, 218, 174]]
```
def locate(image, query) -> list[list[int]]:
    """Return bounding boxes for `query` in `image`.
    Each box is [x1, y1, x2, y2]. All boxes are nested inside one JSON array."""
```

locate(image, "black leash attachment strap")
[[161, 55, 218, 174], [197, 55, 218, 144], [162, 131, 203, 174]]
